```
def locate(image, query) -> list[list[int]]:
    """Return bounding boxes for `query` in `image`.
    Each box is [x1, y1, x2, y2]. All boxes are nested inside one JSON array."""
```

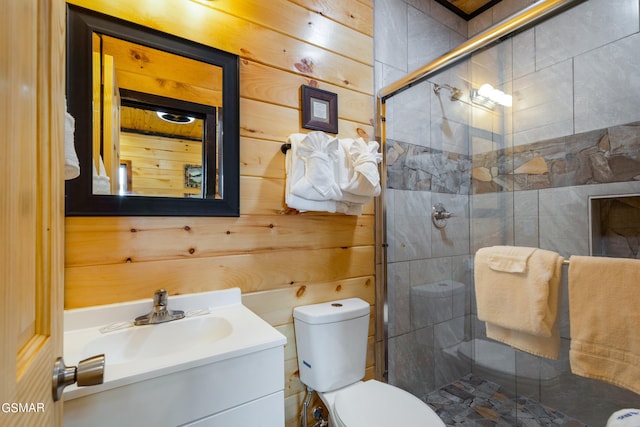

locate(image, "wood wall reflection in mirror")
[[66, 5, 239, 216]]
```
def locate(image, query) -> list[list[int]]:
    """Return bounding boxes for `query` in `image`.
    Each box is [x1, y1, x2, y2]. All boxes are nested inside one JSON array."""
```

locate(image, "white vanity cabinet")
[[64, 346, 284, 426], [62, 289, 286, 427]]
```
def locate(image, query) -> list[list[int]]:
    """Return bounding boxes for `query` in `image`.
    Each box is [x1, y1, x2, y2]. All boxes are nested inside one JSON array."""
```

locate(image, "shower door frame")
[[374, 0, 586, 386]]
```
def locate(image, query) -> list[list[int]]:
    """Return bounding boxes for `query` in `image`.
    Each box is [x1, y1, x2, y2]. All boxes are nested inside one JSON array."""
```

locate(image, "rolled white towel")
[[285, 133, 337, 212], [283, 132, 381, 215], [92, 158, 111, 195], [339, 137, 382, 198], [291, 131, 342, 201]]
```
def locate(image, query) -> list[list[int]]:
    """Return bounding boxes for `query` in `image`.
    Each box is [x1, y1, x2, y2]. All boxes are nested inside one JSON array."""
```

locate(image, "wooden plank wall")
[[119, 132, 203, 197], [64, 1, 375, 425]]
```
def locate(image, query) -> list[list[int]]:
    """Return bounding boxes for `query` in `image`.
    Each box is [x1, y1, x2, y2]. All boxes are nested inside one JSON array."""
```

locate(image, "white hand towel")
[[64, 109, 80, 180]]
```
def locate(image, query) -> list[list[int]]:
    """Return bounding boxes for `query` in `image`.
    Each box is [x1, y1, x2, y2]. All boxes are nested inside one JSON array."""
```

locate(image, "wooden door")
[[1, 0, 65, 425]]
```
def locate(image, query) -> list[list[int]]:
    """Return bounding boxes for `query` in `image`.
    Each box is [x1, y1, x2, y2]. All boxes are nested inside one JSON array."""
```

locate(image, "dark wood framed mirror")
[[66, 5, 240, 216]]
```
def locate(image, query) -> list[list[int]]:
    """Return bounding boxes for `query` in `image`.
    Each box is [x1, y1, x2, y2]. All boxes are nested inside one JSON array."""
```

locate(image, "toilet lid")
[[333, 380, 444, 427]]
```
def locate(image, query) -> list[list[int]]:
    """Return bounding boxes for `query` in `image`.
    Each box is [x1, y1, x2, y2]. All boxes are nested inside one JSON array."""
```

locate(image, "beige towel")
[[475, 246, 564, 359], [568, 255, 640, 394], [485, 245, 536, 273]]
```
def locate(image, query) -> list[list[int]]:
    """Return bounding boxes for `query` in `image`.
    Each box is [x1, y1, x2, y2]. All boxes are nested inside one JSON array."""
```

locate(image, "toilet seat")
[[332, 380, 445, 427]]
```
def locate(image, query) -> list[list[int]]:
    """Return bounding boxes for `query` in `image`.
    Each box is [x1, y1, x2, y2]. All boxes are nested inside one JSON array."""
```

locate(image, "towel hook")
[[281, 143, 291, 154], [432, 203, 453, 229]]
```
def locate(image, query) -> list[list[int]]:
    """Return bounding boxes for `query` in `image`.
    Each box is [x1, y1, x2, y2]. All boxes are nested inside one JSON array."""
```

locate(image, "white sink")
[[63, 288, 286, 402], [82, 315, 233, 365]]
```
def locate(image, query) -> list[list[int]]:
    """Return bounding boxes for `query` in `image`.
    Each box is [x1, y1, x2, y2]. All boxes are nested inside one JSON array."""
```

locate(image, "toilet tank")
[[293, 298, 370, 392]]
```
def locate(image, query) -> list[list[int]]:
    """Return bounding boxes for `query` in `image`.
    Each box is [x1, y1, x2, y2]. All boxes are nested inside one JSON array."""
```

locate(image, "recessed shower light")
[[156, 111, 195, 124]]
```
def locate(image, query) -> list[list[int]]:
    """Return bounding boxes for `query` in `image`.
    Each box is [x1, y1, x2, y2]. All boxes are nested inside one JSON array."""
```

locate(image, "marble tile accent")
[[385, 82, 431, 148], [470, 109, 503, 156], [470, 192, 515, 252], [374, 0, 408, 72], [411, 280, 464, 328], [512, 60, 574, 146], [535, 0, 639, 71], [388, 328, 436, 397], [431, 62, 471, 133], [434, 316, 465, 349], [452, 254, 474, 316], [513, 190, 539, 247], [471, 39, 513, 87], [468, 9, 494, 38], [431, 193, 470, 257], [377, 61, 407, 93], [408, 6, 452, 73], [387, 260, 412, 337], [574, 33, 640, 133], [538, 186, 590, 257], [409, 256, 452, 287], [384, 188, 398, 261], [512, 28, 535, 79], [430, 115, 470, 155], [388, 189, 432, 262], [406, 0, 430, 14], [468, 0, 537, 37], [435, 347, 471, 390], [428, 0, 467, 37], [492, 0, 537, 25]]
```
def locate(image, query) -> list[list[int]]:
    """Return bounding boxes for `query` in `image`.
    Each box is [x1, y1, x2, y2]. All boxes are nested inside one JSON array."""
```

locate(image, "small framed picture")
[[184, 164, 202, 189], [301, 85, 338, 134]]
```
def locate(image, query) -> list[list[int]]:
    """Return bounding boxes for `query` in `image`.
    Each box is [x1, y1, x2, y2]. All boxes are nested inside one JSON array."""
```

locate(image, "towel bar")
[[563, 259, 570, 265]]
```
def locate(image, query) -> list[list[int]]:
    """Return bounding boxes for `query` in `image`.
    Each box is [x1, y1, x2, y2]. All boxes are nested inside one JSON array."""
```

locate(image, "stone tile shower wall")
[[376, 0, 640, 422], [472, 122, 640, 194]]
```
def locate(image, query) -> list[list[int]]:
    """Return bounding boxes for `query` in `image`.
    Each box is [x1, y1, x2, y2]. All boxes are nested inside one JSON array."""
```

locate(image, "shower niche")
[[590, 194, 640, 258]]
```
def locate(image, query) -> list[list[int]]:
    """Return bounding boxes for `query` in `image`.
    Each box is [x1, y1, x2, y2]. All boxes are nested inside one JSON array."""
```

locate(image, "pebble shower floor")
[[424, 374, 589, 427]]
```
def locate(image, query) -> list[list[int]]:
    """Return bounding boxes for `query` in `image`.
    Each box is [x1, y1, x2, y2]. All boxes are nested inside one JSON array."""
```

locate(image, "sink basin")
[[82, 316, 233, 364], [63, 288, 286, 400]]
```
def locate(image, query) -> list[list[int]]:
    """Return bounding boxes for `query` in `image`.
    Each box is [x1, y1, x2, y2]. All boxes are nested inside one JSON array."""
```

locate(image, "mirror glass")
[[66, 5, 239, 216]]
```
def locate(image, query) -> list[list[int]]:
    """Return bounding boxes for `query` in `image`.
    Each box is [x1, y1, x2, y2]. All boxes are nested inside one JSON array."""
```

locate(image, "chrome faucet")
[[134, 289, 185, 326]]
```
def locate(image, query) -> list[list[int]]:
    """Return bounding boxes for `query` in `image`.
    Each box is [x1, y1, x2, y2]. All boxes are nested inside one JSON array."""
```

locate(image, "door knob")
[[52, 354, 105, 401]]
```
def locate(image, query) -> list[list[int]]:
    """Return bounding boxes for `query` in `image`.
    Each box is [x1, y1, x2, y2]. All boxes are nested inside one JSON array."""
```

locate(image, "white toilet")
[[293, 298, 445, 427]]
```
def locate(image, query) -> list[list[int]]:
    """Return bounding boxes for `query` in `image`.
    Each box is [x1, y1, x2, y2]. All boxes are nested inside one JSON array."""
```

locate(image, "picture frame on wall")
[[184, 164, 203, 189], [301, 85, 338, 134]]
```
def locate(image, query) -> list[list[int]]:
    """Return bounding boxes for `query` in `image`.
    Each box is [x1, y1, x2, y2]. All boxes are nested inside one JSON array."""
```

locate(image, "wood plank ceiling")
[[434, 0, 503, 20]]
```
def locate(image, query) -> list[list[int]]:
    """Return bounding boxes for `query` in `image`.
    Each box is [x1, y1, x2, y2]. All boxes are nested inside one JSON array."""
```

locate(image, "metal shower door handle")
[[52, 354, 105, 401]]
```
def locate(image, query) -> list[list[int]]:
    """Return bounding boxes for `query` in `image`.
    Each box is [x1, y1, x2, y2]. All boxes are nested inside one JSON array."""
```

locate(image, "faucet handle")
[[153, 289, 168, 306]]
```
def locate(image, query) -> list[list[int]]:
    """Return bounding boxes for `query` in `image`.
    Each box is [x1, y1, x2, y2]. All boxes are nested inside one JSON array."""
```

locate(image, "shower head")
[[433, 83, 462, 101]]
